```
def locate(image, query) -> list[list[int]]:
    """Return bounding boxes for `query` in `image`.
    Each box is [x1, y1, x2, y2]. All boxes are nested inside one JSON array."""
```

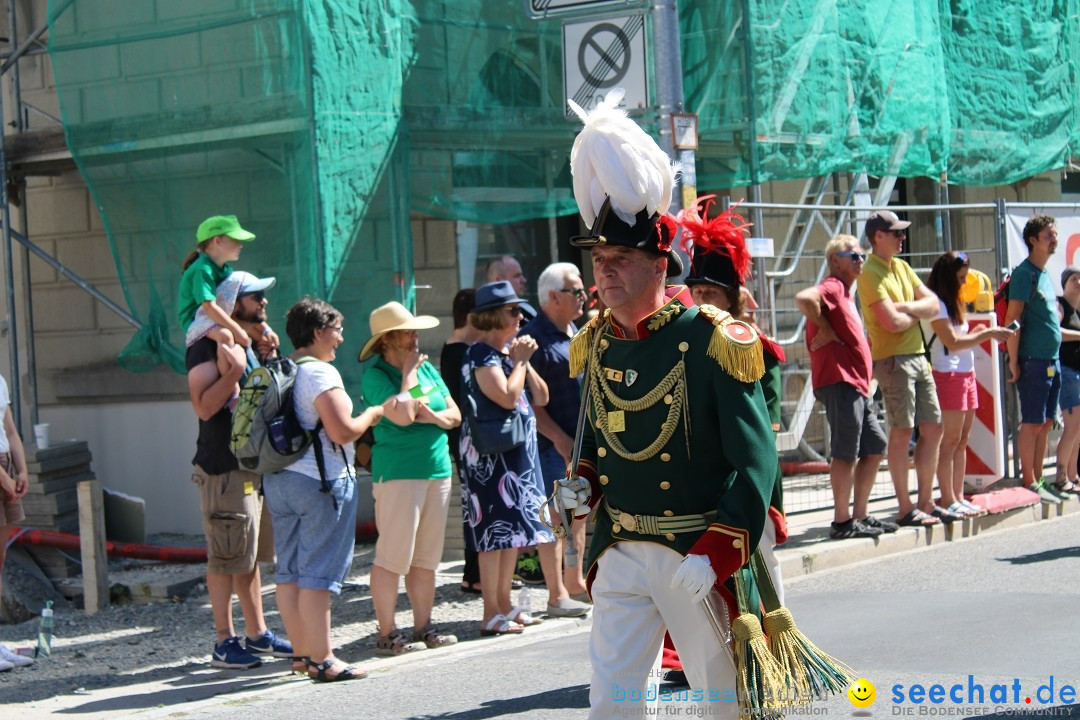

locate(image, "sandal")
[[829, 518, 882, 539], [1054, 480, 1080, 495], [413, 623, 459, 649], [307, 658, 367, 682], [507, 606, 543, 626], [375, 629, 427, 656], [896, 508, 939, 527], [291, 656, 310, 675], [946, 501, 974, 518], [960, 499, 988, 517], [931, 505, 962, 524], [480, 613, 524, 636], [460, 582, 482, 595]]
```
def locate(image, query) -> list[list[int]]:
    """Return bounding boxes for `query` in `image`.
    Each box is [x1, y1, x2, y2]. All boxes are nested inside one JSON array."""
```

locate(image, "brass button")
[[599, 475, 609, 485], [664, 394, 673, 405], [732, 539, 744, 549], [618, 512, 637, 532], [678, 341, 689, 352], [663, 510, 674, 517], [659, 481, 671, 490], [665, 532, 676, 541], [612, 523, 622, 533], [660, 453, 671, 462], [600, 339, 609, 349], [597, 447, 607, 458]]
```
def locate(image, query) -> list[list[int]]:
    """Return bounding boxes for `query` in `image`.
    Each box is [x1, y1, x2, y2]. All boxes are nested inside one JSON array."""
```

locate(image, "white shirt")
[[0, 375, 9, 453], [290, 361, 355, 482], [922, 299, 974, 373]]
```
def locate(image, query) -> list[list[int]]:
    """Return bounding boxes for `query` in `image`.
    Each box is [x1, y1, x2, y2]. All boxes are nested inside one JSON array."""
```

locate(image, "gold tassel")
[[732, 613, 790, 715], [707, 322, 765, 383], [569, 313, 602, 378], [764, 607, 855, 701]]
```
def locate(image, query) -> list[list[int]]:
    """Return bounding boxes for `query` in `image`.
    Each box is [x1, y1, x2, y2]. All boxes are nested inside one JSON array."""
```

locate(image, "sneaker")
[[514, 552, 545, 586], [1032, 479, 1064, 504], [829, 518, 883, 539], [0, 645, 32, 668], [245, 629, 294, 658], [0, 659, 12, 672], [211, 636, 263, 669], [546, 596, 591, 617], [860, 516, 899, 533]]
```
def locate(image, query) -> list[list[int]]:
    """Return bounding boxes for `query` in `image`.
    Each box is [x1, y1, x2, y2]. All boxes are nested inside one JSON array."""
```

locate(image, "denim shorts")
[[1061, 365, 1080, 412], [537, 446, 568, 497], [1017, 357, 1061, 425], [262, 469, 358, 594]]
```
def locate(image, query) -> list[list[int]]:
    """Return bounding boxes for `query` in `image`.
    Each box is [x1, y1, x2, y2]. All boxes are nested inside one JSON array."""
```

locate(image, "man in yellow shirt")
[[856, 211, 946, 527]]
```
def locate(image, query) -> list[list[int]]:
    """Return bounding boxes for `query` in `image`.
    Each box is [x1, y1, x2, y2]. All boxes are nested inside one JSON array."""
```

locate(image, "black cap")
[[570, 198, 684, 277]]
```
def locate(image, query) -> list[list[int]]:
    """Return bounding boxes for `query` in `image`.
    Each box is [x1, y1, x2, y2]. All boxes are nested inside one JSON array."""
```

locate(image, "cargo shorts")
[[873, 353, 942, 429], [191, 465, 274, 574]]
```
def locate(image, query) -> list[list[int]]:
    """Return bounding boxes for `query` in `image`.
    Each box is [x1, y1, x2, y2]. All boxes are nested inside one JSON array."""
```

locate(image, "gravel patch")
[[0, 537, 548, 706]]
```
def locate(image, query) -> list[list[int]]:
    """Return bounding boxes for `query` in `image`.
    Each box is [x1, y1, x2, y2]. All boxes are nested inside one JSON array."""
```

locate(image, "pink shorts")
[[933, 370, 978, 412]]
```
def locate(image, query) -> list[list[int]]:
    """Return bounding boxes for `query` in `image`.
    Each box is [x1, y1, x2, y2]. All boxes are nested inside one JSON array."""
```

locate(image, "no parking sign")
[[563, 14, 649, 115]]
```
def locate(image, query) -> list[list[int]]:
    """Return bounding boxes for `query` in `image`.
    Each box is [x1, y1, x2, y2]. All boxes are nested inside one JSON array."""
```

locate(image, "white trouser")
[[757, 517, 784, 606], [589, 541, 738, 720]]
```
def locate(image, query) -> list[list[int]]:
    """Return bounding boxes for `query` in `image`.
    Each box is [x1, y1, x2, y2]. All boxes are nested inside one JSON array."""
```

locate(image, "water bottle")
[[36, 600, 54, 658], [518, 586, 532, 614]]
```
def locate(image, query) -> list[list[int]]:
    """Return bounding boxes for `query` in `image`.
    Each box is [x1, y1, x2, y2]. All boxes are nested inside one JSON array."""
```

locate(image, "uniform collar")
[[609, 285, 694, 340]]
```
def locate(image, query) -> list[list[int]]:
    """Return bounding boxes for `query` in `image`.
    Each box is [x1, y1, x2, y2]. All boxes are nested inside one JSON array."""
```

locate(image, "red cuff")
[[689, 522, 751, 583], [574, 459, 601, 517], [769, 506, 788, 546]]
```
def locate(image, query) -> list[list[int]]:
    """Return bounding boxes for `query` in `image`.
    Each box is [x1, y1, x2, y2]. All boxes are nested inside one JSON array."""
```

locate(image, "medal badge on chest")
[[625, 369, 638, 387]]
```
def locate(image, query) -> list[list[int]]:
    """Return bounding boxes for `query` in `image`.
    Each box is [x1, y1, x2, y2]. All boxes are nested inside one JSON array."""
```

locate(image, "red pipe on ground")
[[12, 521, 379, 563], [780, 461, 831, 476]]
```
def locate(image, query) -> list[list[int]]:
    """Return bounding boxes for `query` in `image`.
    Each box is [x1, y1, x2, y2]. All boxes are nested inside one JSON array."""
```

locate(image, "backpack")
[[993, 267, 1036, 330], [230, 356, 319, 475]]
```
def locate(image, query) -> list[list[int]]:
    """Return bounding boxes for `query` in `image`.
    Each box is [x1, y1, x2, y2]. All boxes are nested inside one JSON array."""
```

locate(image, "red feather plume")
[[676, 195, 753, 283]]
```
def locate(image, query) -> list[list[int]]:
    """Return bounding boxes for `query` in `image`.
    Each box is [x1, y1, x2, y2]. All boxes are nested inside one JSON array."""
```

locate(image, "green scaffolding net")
[[46, 0, 1080, 383]]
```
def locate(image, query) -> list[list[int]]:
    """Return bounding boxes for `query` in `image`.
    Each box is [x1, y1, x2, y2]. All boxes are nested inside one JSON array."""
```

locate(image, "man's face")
[[1032, 224, 1059, 256], [234, 290, 268, 324], [591, 247, 662, 311], [548, 273, 586, 323], [831, 242, 866, 283], [690, 283, 728, 310], [873, 228, 905, 256], [503, 258, 527, 296]]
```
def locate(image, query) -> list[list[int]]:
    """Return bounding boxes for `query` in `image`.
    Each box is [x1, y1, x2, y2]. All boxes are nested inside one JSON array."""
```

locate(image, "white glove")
[[556, 475, 592, 512], [670, 553, 717, 604]]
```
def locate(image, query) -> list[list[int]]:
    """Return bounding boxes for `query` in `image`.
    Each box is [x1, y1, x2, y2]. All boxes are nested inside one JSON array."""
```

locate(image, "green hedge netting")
[[47, 0, 1080, 381]]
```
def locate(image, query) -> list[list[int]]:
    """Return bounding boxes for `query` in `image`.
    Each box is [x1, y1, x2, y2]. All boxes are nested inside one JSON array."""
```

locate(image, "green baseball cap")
[[195, 215, 255, 243]]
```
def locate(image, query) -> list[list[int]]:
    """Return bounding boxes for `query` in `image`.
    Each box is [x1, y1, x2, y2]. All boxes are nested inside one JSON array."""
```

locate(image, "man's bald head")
[[485, 255, 527, 296]]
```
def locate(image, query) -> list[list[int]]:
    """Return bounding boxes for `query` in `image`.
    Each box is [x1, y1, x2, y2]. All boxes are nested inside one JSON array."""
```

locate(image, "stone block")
[[55, 235, 116, 283], [0, 546, 70, 624], [410, 220, 425, 266], [93, 283, 136, 331], [413, 268, 458, 315], [28, 239, 57, 284], [121, 33, 200, 78], [26, 186, 89, 236], [103, 487, 146, 544], [424, 220, 457, 269], [31, 286, 96, 332]]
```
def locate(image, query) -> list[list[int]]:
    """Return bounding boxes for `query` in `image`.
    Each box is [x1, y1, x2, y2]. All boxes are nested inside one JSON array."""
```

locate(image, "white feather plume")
[[568, 89, 678, 229]]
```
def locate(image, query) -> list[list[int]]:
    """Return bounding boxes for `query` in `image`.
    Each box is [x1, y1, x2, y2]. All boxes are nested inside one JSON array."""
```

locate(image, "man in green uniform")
[[558, 91, 778, 719]]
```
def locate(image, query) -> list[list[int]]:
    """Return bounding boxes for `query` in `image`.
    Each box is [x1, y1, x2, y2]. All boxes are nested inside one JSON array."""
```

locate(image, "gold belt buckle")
[[618, 512, 638, 532]]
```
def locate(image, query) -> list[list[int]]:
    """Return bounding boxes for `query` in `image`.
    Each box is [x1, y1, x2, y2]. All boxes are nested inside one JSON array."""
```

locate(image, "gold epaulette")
[[697, 304, 765, 383], [569, 310, 605, 377]]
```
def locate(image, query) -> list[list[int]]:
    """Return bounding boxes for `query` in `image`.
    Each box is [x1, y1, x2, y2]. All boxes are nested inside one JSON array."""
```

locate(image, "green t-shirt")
[[1009, 258, 1060, 360], [177, 254, 231, 329], [360, 357, 453, 482], [857, 253, 924, 361]]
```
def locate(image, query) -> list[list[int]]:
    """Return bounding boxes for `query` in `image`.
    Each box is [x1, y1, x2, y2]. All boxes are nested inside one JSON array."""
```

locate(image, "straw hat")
[[358, 301, 439, 361]]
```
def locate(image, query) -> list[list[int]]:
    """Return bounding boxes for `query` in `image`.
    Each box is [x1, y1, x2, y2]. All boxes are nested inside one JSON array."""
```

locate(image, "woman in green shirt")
[[359, 302, 462, 655]]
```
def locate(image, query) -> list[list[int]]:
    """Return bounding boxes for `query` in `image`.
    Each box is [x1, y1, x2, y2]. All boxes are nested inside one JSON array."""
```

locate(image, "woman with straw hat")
[[359, 301, 462, 655]]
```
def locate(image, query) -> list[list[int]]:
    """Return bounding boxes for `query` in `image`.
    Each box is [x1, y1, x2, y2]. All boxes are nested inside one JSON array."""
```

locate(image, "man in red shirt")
[[796, 235, 896, 538]]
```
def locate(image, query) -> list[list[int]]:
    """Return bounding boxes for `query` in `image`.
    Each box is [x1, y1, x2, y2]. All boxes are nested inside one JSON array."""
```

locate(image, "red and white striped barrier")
[[966, 313, 1005, 489]]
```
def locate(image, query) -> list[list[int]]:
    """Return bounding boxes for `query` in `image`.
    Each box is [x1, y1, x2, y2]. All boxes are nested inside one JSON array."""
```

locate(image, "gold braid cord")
[[698, 304, 765, 383], [590, 332, 688, 461], [568, 311, 603, 378]]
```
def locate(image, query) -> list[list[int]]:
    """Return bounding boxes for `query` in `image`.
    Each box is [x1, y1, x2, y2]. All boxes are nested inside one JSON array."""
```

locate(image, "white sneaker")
[[0, 658, 13, 672], [0, 644, 32, 667]]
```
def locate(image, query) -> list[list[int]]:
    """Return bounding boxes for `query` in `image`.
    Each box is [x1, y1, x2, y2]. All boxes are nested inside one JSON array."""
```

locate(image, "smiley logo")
[[848, 678, 876, 708]]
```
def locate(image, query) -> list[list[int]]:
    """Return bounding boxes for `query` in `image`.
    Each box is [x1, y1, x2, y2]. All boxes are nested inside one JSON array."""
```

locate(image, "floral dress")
[[458, 342, 554, 551]]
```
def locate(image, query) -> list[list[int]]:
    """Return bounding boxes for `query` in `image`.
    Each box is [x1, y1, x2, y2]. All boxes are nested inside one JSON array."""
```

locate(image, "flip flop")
[[480, 613, 524, 636], [507, 607, 543, 626], [896, 508, 939, 527], [459, 582, 482, 595], [931, 506, 962, 524]]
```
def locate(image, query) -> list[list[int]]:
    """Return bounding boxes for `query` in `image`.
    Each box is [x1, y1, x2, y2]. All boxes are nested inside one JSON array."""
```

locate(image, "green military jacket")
[[571, 287, 778, 582]]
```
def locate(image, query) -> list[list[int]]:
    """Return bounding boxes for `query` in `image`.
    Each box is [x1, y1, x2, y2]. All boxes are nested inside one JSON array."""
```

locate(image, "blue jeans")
[[537, 446, 568, 497], [262, 469, 358, 594]]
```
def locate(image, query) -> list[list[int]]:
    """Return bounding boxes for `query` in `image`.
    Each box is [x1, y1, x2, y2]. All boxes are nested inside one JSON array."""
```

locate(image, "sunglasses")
[[836, 251, 867, 261], [505, 306, 523, 317], [558, 288, 588, 299], [239, 291, 266, 302]]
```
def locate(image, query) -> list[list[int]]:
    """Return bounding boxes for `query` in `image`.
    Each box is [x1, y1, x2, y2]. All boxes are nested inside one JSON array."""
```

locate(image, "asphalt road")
[[139, 513, 1080, 720]]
